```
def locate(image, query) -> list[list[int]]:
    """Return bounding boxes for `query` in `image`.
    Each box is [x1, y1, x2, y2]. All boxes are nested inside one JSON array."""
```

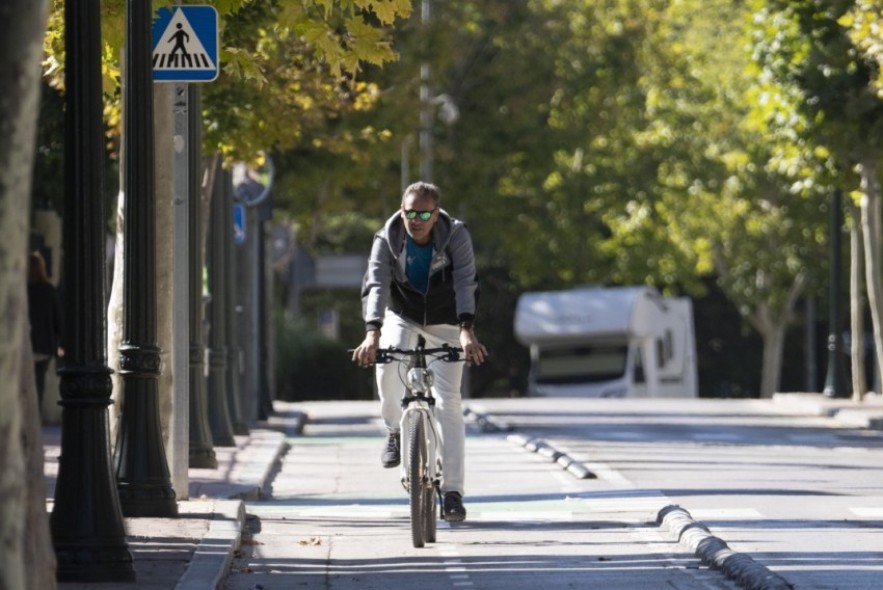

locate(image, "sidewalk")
[[43, 401, 305, 590]]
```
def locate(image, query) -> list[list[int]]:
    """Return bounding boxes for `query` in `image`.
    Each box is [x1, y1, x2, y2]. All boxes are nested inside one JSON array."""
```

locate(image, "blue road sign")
[[152, 5, 219, 82], [233, 203, 246, 245]]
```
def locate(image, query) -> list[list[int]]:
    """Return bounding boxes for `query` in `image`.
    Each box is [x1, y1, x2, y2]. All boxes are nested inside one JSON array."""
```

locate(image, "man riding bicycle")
[[351, 181, 487, 522]]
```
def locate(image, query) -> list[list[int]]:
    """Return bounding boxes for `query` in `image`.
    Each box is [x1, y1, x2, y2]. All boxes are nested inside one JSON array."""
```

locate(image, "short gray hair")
[[402, 181, 440, 205]]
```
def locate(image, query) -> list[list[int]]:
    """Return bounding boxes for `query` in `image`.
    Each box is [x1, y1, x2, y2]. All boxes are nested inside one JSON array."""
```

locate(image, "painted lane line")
[[850, 507, 883, 517], [688, 508, 764, 519]]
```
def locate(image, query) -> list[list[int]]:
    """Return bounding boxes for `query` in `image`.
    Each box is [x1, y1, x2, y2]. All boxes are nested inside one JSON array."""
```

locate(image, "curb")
[[771, 393, 883, 430], [175, 500, 245, 590], [179, 425, 290, 589], [657, 505, 794, 590], [237, 429, 289, 501], [507, 434, 596, 480], [463, 406, 513, 433]]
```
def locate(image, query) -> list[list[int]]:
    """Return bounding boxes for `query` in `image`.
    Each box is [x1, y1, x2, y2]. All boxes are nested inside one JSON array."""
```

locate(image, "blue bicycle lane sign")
[[152, 5, 219, 82]]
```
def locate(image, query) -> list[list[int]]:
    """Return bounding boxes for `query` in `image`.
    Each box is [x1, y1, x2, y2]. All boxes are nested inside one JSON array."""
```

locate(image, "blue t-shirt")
[[405, 236, 433, 294]]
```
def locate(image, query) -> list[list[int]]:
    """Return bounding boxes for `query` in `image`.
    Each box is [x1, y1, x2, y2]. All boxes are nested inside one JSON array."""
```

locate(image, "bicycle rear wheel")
[[409, 417, 427, 548]]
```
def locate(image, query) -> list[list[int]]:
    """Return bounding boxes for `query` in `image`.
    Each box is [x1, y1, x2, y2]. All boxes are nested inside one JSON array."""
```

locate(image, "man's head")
[[400, 181, 440, 245]]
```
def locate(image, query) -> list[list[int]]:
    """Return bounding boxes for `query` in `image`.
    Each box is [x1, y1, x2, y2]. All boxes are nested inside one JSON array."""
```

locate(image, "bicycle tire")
[[409, 417, 427, 548], [423, 483, 437, 542]]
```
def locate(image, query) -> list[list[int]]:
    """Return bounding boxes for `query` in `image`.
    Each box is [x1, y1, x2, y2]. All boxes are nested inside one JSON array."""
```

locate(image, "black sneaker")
[[443, 492, 467, 522], [381, 431, 400, 468]]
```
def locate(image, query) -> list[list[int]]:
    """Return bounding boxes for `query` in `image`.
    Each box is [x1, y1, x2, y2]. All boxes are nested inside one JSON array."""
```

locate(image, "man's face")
[[400, 193, 438, 245]]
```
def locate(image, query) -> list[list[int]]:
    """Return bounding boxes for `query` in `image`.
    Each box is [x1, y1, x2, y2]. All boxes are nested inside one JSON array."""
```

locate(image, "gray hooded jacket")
[[362, 209, 479, 329]]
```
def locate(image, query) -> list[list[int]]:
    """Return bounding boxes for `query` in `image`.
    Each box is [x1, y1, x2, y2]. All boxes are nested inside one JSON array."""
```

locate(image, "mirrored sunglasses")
[[404, 209, 436, 221]]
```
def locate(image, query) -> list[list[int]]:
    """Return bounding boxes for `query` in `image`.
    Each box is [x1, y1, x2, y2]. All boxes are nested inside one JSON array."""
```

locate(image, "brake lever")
[[374, 351, 394, 365]]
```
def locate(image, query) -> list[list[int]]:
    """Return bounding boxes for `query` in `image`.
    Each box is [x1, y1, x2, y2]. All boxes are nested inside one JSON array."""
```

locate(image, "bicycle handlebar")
[[374, 345, 463, 365]]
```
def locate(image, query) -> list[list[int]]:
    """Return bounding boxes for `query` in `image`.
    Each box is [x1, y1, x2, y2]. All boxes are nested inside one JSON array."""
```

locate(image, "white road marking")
[[689, 508, 764, 519], [582, 462, 635, 487], [475, 511, 575, 521], [438, 544, 473, 587], [850, 507, 883, 517]]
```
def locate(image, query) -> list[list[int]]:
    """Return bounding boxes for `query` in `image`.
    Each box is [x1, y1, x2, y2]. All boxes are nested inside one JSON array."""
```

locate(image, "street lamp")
[[823, 188, 848, 398], [233, 160, 275, 421], [187, 86, 217, 469], [113, 0, 177, 517], [206, 169, 237, 446], [51, 0, 134, 579], [416, 0, 460, 183]]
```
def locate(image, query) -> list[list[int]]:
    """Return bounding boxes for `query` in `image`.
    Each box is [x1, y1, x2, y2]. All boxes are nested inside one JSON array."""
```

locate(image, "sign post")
[[150, 5, 221, 491]]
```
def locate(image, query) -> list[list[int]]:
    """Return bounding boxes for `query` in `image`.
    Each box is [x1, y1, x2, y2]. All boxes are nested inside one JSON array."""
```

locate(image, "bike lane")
[[224, 400, 735, 590], [470, 396, 883, 590]]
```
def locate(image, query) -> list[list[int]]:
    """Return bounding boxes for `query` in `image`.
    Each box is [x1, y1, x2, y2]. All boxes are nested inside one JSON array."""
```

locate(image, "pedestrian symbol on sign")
[[152, 5, 219, 82]]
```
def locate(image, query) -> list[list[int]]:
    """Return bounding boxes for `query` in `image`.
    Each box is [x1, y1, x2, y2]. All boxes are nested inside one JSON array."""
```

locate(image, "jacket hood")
[[379, 208, 463, 255]]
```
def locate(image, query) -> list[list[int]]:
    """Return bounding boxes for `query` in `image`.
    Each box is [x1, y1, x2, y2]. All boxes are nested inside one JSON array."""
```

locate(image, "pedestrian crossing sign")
[[152, 5, 219, 82]]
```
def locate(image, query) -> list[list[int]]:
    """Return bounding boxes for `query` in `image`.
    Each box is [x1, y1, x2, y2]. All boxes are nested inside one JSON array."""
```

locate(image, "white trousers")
[[377, 311, 465, 495]]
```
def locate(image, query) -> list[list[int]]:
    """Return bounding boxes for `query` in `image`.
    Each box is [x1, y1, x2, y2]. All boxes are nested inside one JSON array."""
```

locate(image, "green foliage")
[[42, 0, 412, 164], [750, 0, 883, 164], [276, 0, 838, 397]]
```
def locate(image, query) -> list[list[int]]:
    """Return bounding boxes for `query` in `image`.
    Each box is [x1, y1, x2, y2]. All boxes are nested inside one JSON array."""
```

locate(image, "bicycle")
[[373, 335, 464, 548]]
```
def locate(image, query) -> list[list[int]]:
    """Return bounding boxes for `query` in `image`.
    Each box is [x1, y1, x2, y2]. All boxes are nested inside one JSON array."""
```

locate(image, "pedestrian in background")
[[27, 250, 63, 407]]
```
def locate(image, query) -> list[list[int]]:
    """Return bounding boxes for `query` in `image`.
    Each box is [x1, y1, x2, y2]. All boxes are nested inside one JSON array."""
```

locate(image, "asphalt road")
[[224, 397, 883, 590]]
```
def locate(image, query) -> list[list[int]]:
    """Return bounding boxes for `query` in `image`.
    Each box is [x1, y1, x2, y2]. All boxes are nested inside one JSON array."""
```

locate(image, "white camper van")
[[514, 286, 698, 398]]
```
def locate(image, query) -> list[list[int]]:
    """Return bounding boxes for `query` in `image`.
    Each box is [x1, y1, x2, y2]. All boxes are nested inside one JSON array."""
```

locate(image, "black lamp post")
[[256, 198, 275, 419], [223, 172, 248, 434], [113, 0, 177, 516], [823, 188, 848, 398], [187, 85, 217, 468], [207, 168, 237, 446], [233, 164, 274, 422], [50, 0, 135, 581]]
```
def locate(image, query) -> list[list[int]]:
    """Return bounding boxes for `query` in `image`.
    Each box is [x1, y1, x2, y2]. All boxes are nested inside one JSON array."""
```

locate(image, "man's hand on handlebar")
[[459, 327, 488, 367], [352, 330, 380, 368]]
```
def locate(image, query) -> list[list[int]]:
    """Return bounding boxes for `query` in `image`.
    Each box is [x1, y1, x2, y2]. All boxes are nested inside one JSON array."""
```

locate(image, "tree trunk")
[[201, 153, 221, 265], [848, 201, 867, 400], [19, 328, 57, 590], [859, 159, 883, 398], [759, 313, 788, 399], [0, 0, 53, 587], [754, 272, 807, 398]]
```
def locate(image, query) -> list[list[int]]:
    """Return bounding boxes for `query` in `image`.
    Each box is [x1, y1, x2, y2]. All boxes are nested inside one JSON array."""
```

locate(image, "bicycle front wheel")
[[423, 482, 437, 543], [409, 417, 427, 548]]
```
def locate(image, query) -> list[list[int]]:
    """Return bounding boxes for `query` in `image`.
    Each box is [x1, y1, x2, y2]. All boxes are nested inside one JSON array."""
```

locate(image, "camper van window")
[[656, 339, 665, 368], [534, 345, 627, 385]]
